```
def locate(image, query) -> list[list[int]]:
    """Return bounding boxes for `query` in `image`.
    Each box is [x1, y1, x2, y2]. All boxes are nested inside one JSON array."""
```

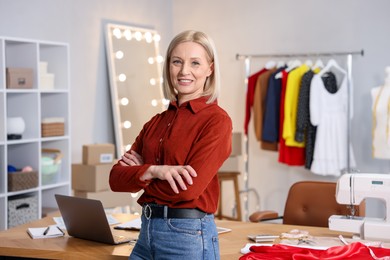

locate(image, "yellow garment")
[[283, 64, 310, 147]]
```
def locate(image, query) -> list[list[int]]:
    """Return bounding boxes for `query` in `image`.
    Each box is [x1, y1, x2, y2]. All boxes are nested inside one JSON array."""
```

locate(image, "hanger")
[[319, 59, 346, 76], [274, 59, 300, 79], [285, 59, 301, 72], [313, 59, 324, 70], [304, 59, 313, 67], [265, 60, 276, 69], [276, 61, 285, 68]]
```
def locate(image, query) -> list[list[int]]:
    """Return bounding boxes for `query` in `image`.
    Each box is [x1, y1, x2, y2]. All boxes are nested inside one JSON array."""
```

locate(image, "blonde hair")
[[162, 30, 220, 103]]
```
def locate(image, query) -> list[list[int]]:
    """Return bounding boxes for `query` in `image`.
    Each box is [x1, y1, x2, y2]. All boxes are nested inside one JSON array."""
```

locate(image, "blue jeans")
[[129, 213, 220, 260]]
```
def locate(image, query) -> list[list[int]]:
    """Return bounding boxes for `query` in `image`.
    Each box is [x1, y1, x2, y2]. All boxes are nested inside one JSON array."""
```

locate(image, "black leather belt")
[[142, 204, 206, 219]]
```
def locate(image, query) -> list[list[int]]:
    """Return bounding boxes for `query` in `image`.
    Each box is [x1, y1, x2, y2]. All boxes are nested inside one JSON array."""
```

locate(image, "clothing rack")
[[236, 49, 364, 221]]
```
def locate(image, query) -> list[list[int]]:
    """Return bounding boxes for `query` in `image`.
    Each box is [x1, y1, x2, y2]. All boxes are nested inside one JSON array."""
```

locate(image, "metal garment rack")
[[236, 49, 364, 221]]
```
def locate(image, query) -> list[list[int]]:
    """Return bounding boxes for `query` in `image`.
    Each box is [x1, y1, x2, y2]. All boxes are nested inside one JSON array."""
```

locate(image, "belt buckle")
[[144, 204, 152, 220]]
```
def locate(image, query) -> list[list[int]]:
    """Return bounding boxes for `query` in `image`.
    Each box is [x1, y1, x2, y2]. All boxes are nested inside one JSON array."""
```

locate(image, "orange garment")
[[253, 67, 278, 151], [109, 96, 232, 213]]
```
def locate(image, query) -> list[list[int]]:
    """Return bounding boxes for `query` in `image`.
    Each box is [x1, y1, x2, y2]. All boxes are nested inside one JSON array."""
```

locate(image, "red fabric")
[[278, 70, 305, 165], [240, 242, 390, 260], [109, 96, 232, 213], [244, 68, 267, 135]]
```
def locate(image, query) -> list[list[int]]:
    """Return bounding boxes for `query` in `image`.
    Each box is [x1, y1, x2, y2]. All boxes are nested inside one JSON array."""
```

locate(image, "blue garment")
[[262, 67, 285, 142], [130, 213, 220, 259]]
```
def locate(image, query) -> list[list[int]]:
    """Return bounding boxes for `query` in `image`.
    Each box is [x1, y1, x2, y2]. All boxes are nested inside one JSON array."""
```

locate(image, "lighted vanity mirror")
[[105, 23, 167, 158]]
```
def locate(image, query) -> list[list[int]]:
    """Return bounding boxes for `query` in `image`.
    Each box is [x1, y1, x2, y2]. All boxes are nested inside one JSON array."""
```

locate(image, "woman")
[[109, 30, 232, 259]]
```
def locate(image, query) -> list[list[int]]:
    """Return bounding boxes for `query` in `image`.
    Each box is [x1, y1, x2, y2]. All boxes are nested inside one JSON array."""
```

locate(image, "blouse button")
[[168, 123, 171, 127], [156, 158, 159, 162], [159, 138, 163, 142]]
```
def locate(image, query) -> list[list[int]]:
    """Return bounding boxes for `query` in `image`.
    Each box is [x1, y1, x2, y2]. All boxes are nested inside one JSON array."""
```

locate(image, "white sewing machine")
[[328, 173, 390, 241]]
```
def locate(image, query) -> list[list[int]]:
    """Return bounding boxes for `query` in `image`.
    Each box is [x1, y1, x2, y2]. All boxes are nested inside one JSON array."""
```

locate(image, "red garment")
[[109, 96, 232, 214], [244, 68, 267, 135], [278, 70, 305, 165], [239, 242, 390, 260]]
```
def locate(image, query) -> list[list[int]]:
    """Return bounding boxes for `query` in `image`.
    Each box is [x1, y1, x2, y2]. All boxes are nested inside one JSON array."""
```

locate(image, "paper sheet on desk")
[[27, 225, 65, 239], [53, 214, 120, 229]]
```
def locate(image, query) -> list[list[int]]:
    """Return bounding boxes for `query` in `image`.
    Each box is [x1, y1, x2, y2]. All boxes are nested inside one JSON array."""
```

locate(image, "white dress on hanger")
[[309, 61, 356, 176], [371, 67, 390, 159]]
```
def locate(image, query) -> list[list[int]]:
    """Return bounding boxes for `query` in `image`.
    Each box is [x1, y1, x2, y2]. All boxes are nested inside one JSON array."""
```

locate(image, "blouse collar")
[[169, 96, 217, 113]]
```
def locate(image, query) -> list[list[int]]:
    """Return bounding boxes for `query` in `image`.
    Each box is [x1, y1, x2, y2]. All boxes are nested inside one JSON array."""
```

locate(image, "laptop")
[[55, 194, 135, 245]]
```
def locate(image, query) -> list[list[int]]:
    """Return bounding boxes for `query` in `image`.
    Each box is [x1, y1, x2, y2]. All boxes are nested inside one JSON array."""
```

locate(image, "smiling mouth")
[[178, 79, 192, 83]]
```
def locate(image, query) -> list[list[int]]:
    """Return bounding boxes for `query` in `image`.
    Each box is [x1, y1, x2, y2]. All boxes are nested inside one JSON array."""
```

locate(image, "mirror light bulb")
[[125, 144, 132, 152], [153, 34, 161, 42], [156, 55, 164, 63], [120, 97, 129, 106], [124, 29, 132, 40], [162, 99, 170, 106], [113, 28, 122, 39], [150, 78, 156, 85], [123, 120, 132, 129], [134, 31, 142, 41], [144, 32, 152, 43], [115, 51, 124, 59], [118, 74, 127, 82], [148, 57, 155, 64], [151, 99, 158, 107]]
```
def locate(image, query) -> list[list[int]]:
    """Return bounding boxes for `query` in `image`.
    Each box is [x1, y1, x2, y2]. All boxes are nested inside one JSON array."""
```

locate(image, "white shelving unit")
[[0, 37, 71, 230]]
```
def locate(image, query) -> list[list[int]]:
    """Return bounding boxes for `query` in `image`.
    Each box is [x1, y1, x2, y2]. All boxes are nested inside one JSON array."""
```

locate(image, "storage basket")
[[8, 170, 38, 192], [41, 117, 65, 137], [41, 148, 62, 185], [41, 122, 65, 137], [8, 193, 39, 228]]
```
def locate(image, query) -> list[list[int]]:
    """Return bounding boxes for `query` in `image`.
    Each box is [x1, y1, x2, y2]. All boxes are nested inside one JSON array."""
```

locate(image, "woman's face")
[[169, 41, 213, 103]]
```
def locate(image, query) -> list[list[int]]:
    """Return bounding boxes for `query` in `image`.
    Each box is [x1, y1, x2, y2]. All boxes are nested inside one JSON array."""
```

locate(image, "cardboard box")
[[40, 73, 55, 90], [73, 190, 134, 208], [72, 163, 112, 192], [82, 143, 115, 165], [6, 68, 34, 89]]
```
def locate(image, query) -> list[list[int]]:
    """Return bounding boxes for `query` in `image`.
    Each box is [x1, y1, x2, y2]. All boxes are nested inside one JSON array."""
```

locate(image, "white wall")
[[1, 0, 389, 219], [172, 0, 390, 218]]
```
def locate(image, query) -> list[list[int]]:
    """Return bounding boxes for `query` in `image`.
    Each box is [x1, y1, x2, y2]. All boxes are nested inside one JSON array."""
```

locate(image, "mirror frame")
[[105, 23, 165, 158]]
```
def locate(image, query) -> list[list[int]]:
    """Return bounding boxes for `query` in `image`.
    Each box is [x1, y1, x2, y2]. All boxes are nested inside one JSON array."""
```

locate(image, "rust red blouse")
[[109, 96, 232, 213]]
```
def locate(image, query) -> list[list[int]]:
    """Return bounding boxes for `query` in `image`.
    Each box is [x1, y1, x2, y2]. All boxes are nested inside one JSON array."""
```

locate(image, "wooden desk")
[[0, 214, 362, 259]]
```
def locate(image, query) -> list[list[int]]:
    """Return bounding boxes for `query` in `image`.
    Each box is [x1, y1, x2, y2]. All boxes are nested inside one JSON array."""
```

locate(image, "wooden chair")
[[249, 181, 365, 227]]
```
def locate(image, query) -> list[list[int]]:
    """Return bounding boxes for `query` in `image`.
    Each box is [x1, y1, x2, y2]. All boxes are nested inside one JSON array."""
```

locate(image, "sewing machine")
[[328, 173, 390, 241]]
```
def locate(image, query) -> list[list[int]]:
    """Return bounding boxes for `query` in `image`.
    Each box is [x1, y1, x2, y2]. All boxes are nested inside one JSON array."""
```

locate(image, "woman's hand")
[[142, 165, 197, 194], [120, 150, 197, 193], [120, 150, 144, 166]]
